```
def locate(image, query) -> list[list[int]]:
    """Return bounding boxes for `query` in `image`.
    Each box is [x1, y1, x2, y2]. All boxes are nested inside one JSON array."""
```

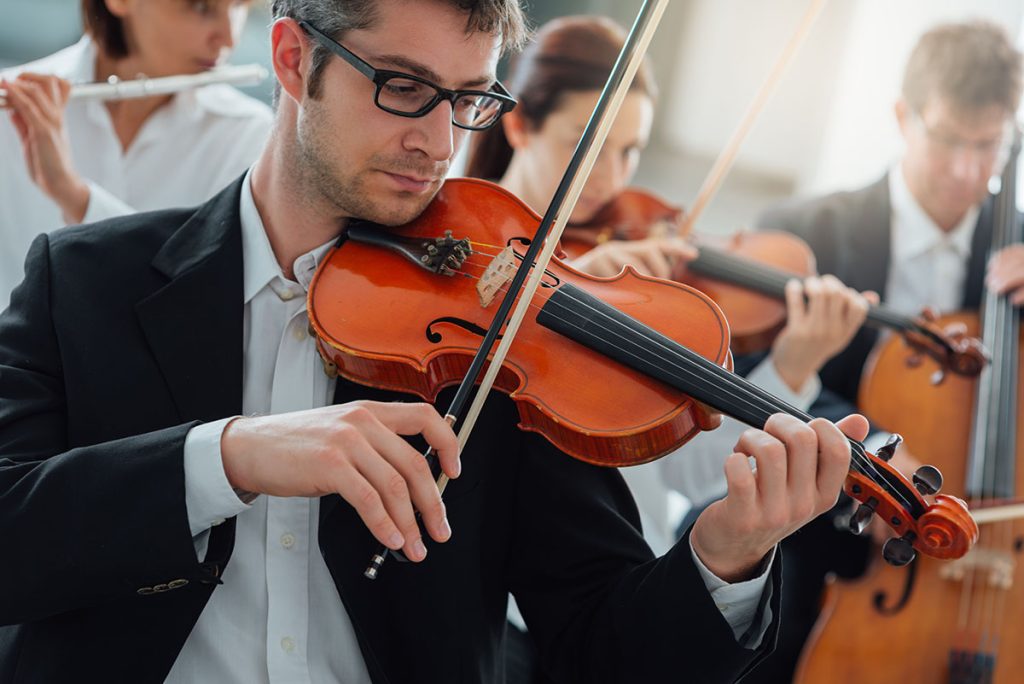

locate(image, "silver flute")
[[0, 63, 269, 106]]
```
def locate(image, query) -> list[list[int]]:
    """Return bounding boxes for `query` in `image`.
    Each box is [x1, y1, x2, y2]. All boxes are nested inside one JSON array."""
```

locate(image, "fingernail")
[[388, 532, 404, 549], [439, 518, 452, 541], [454, 458, 462, 478], [413, 539, 427, 560]]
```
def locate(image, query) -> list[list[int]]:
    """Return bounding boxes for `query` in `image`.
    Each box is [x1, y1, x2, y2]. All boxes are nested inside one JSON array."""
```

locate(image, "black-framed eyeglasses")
[[299, 20, 517, 131]]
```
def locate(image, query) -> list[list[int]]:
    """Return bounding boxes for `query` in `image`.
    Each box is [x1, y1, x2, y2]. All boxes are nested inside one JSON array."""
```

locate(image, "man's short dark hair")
[[271, 0, 528, 101], [81, 0, 129, 59], [903, 20, 1024, 116]]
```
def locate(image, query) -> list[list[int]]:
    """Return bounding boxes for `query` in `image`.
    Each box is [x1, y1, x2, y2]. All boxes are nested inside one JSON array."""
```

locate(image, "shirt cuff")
[[689, 537, 776, 648], [747, 356, 821, 411], [80, 181, 135, 225], [184, 417, 252, 537]]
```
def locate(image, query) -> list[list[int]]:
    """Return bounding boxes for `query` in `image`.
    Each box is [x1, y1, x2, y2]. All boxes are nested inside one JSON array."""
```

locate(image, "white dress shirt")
[[0, 36, 273, 309], [885, 165, 978, 316], [168, 171, 370, 684], [177, 172, 775, 682]]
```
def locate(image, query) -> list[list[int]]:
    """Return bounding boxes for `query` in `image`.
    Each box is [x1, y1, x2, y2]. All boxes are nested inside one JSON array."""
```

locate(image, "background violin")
[[307, 178, 978, 563], [563, 186, 988, 378]]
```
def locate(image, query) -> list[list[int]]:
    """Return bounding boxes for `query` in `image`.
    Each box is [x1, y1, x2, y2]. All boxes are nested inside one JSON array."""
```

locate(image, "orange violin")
[[308, 178, 978, 563]]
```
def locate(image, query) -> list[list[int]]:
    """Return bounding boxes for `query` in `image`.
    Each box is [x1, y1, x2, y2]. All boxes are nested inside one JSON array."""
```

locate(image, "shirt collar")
[[67, 35, 98, 83], [239, 169, 336, 304], [889, 165, 978, 262]]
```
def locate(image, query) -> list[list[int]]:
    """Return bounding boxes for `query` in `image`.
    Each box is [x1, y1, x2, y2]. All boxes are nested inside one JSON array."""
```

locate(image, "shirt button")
[[281, 636, 296, 653], [292, 324, 307, 341], [280, 532, 296, 549], [278, 288, 297, 302], [212, 518, 225, 527]]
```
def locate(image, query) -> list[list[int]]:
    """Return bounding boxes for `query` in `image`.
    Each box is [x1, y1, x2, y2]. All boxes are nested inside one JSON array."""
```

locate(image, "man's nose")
[[948, 146, 986, 182], [406, 100, 455, 162]]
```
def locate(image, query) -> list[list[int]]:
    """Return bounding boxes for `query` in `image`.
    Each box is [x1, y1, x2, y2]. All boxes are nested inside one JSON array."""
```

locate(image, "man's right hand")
[[220, 401, 460, 563]]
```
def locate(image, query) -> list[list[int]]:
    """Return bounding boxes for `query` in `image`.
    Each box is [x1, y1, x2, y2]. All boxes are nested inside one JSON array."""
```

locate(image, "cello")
[[794, 136, 1024, 683]]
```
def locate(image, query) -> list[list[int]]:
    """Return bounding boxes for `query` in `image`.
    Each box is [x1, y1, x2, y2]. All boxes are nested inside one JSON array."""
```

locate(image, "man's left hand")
[[690, 413, 869, 583], [987, 244, 1024, 306]]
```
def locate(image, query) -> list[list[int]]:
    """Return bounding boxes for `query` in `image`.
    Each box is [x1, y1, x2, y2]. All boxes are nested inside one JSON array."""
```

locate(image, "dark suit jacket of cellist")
[[0, 177, 781, 683], [729, 173, 998, 684], [756, 173, 995, 407]]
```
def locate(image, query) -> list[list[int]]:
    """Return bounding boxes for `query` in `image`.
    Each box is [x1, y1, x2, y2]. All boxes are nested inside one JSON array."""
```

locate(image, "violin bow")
[[679, 0, 826, 236], [365, 0, 670, 579]]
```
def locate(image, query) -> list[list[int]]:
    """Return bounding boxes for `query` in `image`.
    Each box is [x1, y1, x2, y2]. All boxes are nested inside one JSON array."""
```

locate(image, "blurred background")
[[2, 0, 1021, 231]]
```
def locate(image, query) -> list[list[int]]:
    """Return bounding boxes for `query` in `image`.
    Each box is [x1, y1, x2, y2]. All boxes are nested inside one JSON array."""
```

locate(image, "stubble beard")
[[295, 99, 447, 227]]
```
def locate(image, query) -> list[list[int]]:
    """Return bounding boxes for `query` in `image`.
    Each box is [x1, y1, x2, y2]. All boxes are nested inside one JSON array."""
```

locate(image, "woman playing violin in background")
[[0, 0, 272, 308], [466, 14, 875, 546], [465, 16, 881, 683]]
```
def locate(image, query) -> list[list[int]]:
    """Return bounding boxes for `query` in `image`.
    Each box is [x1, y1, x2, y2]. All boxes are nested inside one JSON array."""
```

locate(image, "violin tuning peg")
[[848, 500, 877, 536], [913, 465, 943, 496], [874, 433, 903, 462], [882, 535, 917, 567]]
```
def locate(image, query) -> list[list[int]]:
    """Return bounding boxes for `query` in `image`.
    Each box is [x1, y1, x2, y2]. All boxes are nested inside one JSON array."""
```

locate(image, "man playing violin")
[[0, 1, 869, 682], [744, 19, 1024, 684]]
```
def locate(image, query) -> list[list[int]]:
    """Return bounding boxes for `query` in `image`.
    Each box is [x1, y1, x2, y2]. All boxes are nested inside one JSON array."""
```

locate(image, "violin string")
[[458, 258, 909, 504], [539, 284, 917, 512], [444, 261, 916, 513], [447, 246, 916, 513]]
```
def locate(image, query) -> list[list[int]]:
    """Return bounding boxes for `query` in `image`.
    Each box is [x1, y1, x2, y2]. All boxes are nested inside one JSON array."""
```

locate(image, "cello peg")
[[882, 535, 917, 566], [874, 433, 903, 462], [913, 465, 943, 496], [848, 499, 877, 536]]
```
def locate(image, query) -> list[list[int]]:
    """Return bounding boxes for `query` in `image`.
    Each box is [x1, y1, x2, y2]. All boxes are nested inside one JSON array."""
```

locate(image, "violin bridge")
[[477, 246, 517, 308]]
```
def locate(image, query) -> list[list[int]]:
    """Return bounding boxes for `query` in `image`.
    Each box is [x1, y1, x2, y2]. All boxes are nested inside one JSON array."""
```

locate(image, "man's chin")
[[366, 186, 441, 227]]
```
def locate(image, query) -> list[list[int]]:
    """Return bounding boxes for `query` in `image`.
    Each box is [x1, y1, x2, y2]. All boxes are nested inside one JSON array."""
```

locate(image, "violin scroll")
[[844, 448, 978, 563], [902, 307, 990, 382]]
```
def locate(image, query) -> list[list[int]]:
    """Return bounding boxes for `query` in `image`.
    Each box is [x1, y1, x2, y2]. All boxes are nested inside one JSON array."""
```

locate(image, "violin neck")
[[536, 282, 922, 515], [689, 244, 917, 333]]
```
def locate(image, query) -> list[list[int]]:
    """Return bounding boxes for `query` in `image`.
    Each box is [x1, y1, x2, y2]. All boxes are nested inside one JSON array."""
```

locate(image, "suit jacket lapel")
[[844, 174, 892, 299], [135, 178, 245, 423]]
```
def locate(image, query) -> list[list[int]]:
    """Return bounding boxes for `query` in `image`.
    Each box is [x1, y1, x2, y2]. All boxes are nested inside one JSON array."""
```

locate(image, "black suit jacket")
[[0, 178, 781, 683], [757, 174, 994, 405]]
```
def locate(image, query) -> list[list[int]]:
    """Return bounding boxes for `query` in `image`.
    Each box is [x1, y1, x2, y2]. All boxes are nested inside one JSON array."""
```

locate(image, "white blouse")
[[0, 36, 273, 308]]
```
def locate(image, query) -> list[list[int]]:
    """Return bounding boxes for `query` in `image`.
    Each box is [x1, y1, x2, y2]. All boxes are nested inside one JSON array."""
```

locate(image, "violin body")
[[795, 313, 1024, 684], [560, 187, 682, 259], [308, 178, 729, 467]]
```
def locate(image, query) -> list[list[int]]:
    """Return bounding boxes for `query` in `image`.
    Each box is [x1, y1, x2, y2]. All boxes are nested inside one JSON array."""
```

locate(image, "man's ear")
[[103, 0, 130, 19], [271, 18, 310, 106], [501, 108, 532, 149]]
